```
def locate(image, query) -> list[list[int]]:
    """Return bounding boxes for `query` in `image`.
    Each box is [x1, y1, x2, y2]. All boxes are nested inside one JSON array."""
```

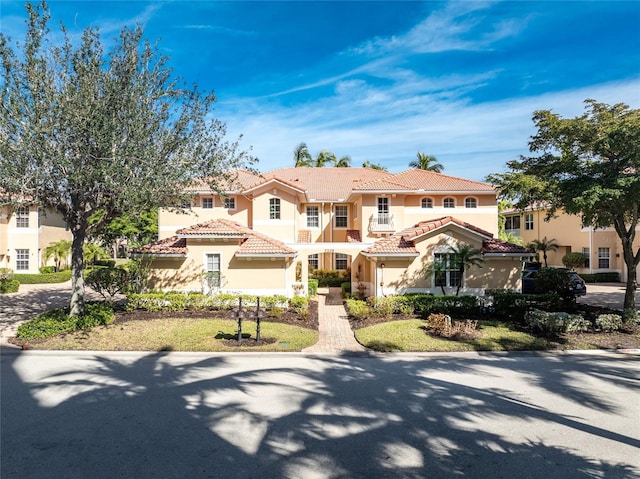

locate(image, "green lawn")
[[354, 319, 550, 352], [25, 318, 318, 352]]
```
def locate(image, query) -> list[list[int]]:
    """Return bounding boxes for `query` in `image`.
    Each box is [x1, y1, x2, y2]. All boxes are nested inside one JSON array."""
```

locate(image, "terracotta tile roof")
[[482, 238, 533, 255], [177, 219, 247, 237], [402, 216, 493, 241], [186, 169, 263, 193], [177, 218, 296, 257], [346, 230, 362, 242], [259, 167, 391, 201], [390, 169, 495, 191], [298, 230, 311, 243], [133, 236, 187, 256], [363, 234, 418, 256]]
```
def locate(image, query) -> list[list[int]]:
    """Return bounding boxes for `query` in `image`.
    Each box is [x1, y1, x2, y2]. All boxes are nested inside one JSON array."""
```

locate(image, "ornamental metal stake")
[[255, 297, 262, 342], [236, 297, 244, 341]]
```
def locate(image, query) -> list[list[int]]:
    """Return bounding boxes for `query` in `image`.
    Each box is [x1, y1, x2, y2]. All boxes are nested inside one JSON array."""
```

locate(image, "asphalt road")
[[2, 350, 639, 478]]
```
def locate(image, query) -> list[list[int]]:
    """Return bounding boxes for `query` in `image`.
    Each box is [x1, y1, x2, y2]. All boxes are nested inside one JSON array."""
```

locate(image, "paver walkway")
[[302, 287, 367, 353]]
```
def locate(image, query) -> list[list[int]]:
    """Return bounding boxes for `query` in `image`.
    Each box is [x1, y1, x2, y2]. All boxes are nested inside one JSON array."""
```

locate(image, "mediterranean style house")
[[0, 204, 71, 274], [503, 206, 640, 282], [136, 168, 531, 297]]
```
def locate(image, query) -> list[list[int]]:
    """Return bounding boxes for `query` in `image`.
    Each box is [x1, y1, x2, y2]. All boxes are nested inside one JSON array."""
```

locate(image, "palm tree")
[[448, 243, 485, 296], [527, 237, 559, 267], [362, 160, 388, 171], [335, 155, 351, 168], [425, 258, 448, 295], [293, 142, 313, 167], [43, 239, 72, 272], [409, 152, 444, 172], [315, 150, 337, 167]]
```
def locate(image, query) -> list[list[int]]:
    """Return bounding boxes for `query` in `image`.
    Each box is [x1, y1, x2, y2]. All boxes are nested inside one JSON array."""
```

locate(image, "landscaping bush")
[[595, 314, 623, 332], [0, 279, 20, 293], [308, 279, 318, 296], [493, 292, 563, 321], [344, 298, 371, 320], [579, 272, 621, 283], [92, 259, 116, 268], [86, 267, 129, 300], [341, 282, 351, 298], [289, 296, 309, 316], [13, 270, 72, 284], [311, 269, 349, 287], [404, 294, 477, 317], [16, 302, 115, 340], [524, 309, 585, 337], [39, 266, 56, 274]]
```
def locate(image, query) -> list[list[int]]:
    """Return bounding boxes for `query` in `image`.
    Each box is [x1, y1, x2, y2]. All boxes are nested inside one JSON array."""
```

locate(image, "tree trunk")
[[621, 241, 638, 320], [69, 221, 87, 317]]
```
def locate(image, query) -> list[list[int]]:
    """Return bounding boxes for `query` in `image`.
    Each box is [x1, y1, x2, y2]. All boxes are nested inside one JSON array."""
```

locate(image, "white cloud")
[[219, 78, 640, 180]]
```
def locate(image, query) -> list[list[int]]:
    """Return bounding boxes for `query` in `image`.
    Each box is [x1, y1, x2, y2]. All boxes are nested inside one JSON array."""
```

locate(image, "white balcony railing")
[[368, 213, 395, 232]]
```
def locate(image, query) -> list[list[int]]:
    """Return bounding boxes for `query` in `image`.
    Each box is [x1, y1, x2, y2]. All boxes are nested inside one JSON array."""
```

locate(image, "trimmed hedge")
[[579, 272, 621, 283], [310, 269, 349, 287], [14, 270, 72, 284], [126, 291, 306, 315], [404, 294, 478, 317], [0, 280, 20, 293], [39, 266, 56, 274], [16, 302, 115, 340], [493, 292, 564, 322]]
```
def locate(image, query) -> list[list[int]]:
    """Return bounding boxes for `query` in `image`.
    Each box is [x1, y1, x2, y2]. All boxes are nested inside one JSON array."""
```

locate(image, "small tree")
[[0, 2, 252, 316], [527, 237, 559, 267], [562, 252, 586, 270]]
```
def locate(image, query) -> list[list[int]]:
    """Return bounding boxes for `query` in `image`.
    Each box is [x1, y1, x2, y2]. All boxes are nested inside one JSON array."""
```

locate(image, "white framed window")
[[308, 253, 318, 270], [202, 198, 214, 209], [335, 253, 348, 270], [433, 253, 462, 287], [377, 197, 389, 224], [269, 198, 280, 220], [335, 205, 348, 228], [582, 247, 590, 268], [16, 206, 29, 228], [421, 198, 433, 208], [16, 249, 29, 270], [223, 197, 236, 210], [505, 216, 521, 230], [307, 206, 319, 228], [525, 213, 534, 230], [205, 253, 221, 288], [598, 247, 610, 269], [443, 198, 455, 208], [465, 197, 477, 208]]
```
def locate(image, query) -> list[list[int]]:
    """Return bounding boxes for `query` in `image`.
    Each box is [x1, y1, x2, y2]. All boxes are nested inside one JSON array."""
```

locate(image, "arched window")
[[421, 198, 433, 208], [443, 197, 455, 208], [465, 197, 477, 208]]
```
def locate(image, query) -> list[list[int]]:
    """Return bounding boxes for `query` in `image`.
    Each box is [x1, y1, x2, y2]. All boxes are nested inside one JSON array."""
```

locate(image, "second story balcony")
[[369, 213, 395, 233]]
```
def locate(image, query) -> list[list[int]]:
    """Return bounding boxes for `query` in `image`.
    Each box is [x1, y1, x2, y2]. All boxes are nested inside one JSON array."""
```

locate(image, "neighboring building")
[[0, 204, 71, 274], [136, 168, 532, 297], [503, 206, 640, 282]]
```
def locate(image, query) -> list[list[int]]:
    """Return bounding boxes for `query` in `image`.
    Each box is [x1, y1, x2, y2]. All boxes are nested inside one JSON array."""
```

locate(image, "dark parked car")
[[522, 267, 587, 297]]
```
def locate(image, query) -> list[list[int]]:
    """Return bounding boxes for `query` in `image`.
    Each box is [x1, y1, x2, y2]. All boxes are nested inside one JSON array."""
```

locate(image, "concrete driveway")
[[0, 281, 105, 348]]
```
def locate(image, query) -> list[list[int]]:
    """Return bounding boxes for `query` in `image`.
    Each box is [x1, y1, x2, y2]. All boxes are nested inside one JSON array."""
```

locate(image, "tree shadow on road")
[[1, 350, 638, 478]]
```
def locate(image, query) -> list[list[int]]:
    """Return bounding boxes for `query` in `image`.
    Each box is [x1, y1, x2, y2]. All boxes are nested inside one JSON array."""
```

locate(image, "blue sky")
[[1, 1, 639, 181]]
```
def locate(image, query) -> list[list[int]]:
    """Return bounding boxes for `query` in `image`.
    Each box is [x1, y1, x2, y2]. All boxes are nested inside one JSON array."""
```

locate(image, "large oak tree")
[[0, 2, 253, 315], [487, 100, 640, 318]]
